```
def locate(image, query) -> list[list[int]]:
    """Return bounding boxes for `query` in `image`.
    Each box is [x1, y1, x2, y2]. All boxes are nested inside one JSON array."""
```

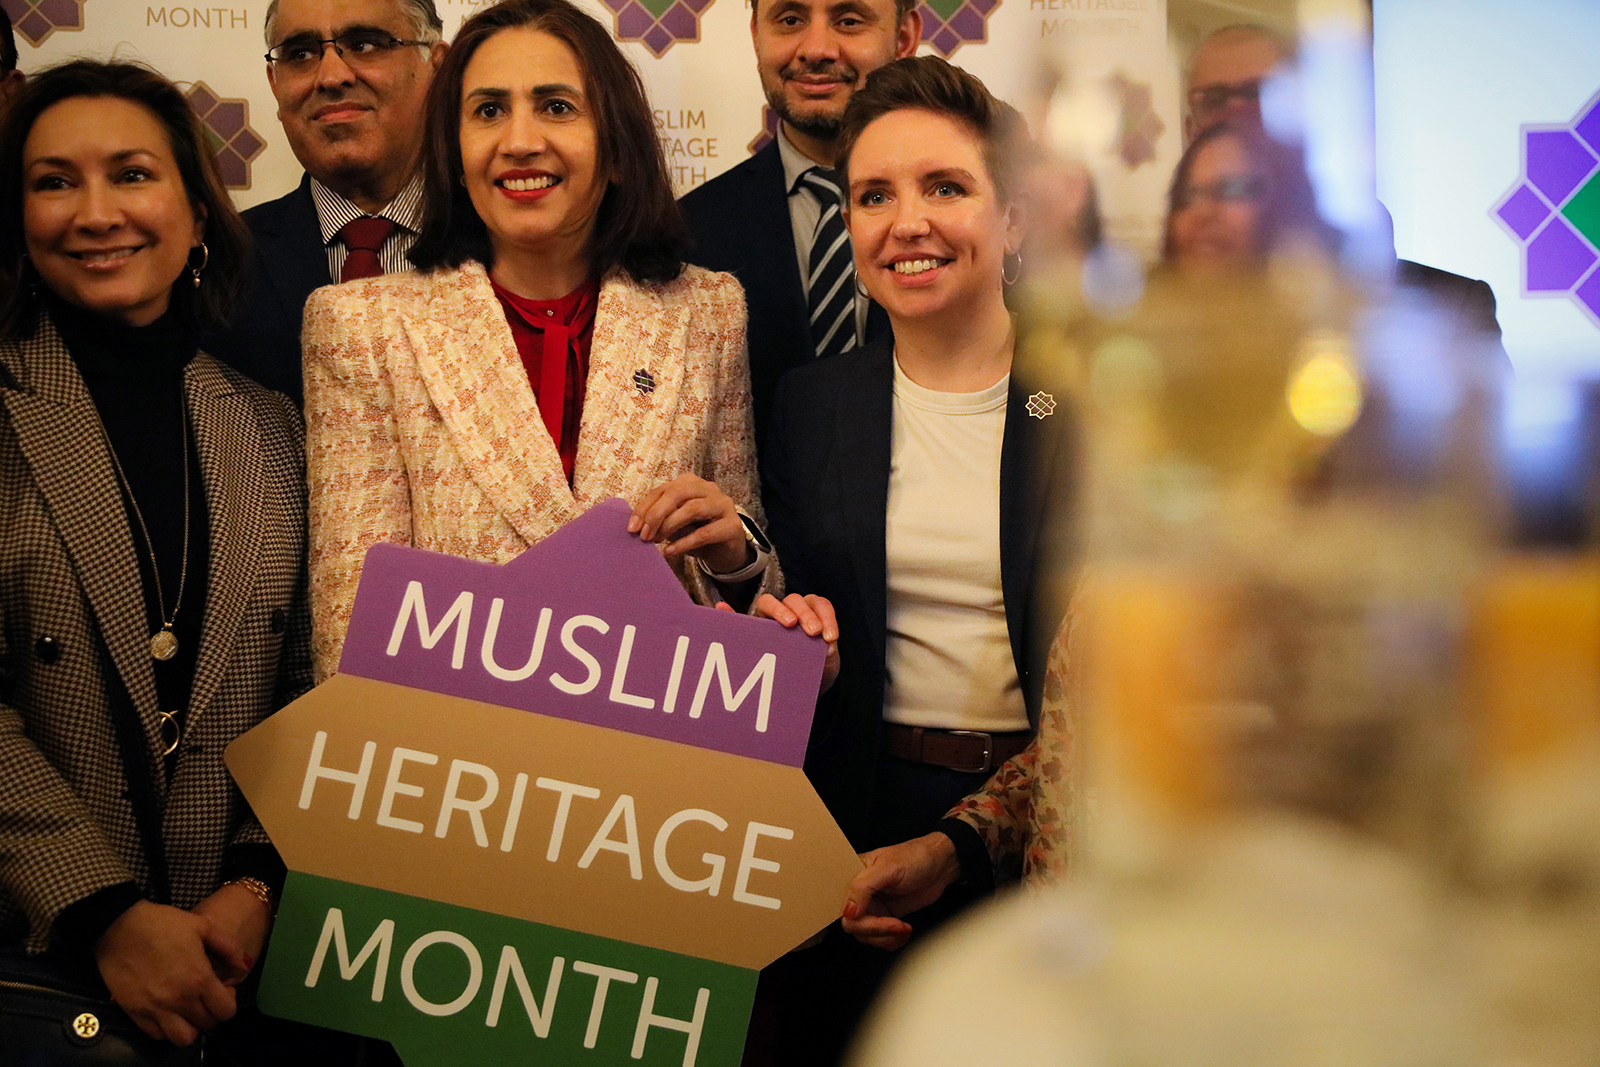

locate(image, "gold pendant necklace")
[[104, 399, 190, 663]]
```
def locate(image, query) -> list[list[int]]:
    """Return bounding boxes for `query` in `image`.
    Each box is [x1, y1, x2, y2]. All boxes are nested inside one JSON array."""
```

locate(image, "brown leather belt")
[[882, 723, 1032, 775]]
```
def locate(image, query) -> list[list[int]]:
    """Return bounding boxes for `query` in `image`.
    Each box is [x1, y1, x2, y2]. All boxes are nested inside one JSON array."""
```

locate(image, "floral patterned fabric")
[[945, 607, 1083, 886]]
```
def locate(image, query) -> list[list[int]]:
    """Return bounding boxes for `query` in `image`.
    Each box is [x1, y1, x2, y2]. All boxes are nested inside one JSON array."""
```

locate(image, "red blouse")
[[491, 276, 600, 484]]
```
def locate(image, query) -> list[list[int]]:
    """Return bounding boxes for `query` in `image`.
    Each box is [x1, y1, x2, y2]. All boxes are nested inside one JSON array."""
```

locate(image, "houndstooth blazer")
[[0, 313, 312, 953], [303, 260, 778, 681]]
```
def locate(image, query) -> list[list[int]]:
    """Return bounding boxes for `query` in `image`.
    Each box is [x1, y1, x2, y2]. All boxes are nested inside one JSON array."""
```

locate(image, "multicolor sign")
[[1493, 87, 1600, 330], [228, 499, 861, 1066]]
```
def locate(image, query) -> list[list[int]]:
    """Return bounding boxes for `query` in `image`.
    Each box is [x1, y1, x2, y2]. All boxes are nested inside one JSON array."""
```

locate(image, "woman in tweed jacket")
[[304, 0, 786, 682], [0, 62, 310, 1048]]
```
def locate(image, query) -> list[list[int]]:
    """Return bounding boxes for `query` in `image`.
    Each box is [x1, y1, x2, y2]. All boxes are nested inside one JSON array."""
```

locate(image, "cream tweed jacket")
[[303, 260, 777, 681]]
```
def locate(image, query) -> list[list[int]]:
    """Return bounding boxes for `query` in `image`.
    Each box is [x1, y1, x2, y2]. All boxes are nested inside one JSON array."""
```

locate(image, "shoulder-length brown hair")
[[408, 0, 687, 284], [0, 59, 251, 342]]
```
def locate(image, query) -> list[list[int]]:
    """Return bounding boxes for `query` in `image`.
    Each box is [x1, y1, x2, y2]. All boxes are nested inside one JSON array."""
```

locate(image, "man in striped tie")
[[204, 0, 446, 406], [680, 0, 920, 457]]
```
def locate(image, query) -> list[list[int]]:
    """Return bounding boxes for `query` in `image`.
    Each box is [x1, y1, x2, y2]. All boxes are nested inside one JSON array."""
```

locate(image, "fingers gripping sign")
[[628, 475, 750, 575], [720, 594, 840, 695]]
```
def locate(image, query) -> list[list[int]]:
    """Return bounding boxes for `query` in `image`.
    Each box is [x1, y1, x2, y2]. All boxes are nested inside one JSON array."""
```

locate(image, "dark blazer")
[[761, 340, 1075, 849], [0, 316, 312, 952], [681, 142, 888, 451], [203, 175, 331, 406], [1396, 258, 1509, 365]]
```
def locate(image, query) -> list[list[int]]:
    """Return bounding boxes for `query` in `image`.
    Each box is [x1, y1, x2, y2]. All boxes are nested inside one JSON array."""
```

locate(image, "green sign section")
[[261, 873, 758, 1067]]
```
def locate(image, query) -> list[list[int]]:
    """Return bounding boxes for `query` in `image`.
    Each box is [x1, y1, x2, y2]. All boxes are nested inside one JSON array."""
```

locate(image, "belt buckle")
[[945, 730, 993, 774]]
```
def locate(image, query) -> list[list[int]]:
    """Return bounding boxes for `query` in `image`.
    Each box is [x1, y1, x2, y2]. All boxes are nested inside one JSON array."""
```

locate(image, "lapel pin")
[[1026, 391, 1057, 419], [633, 369, 656, 395]]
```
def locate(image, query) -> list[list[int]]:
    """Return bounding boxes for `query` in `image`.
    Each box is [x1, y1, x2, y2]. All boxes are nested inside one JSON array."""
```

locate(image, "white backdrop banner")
[[2, 0, 1175, 251]]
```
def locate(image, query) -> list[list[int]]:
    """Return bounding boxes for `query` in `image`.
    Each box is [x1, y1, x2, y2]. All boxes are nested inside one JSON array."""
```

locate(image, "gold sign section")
[[227, 675, 861, 970]]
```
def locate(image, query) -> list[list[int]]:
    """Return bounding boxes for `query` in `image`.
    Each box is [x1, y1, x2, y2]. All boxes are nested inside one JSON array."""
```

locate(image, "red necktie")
[[338, 216, 398, 282]]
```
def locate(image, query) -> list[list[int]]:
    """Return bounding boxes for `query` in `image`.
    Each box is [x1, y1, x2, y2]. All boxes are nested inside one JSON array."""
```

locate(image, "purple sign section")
[[337, 498, 821, 767]]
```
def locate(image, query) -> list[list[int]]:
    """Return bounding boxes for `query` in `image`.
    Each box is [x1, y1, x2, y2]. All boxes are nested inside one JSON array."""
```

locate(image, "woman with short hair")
[[758, 55, 1073, 1065]]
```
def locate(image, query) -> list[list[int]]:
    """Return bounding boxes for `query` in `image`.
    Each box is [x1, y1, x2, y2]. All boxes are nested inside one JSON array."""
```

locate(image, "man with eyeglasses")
[[204, 0, 446, 405], [1183, 23, 1289, 144]]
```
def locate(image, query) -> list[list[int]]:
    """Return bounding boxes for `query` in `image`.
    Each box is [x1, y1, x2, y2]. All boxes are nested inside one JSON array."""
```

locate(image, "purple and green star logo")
[[598, 0, 714, 57], [1493, 88, 1600, 328], [0, 0, 86, 47], [747, 106, 781, 156], [917, 0, 999, 57], [186, 83, 267, 190]]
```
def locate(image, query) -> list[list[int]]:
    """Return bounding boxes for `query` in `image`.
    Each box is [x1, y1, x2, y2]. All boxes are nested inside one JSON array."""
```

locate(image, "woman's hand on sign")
[[717, 593, 840, 694], [629, 475, 750, 574], [95, 900, 237, 1044]]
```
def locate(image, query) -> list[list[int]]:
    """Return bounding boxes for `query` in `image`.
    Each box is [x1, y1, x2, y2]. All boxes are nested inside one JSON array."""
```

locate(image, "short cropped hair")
[[836, 55, 1030, 206], [0, 60, 252, 341], [408, 0, 687, 285], [263, 0, 444, 46]]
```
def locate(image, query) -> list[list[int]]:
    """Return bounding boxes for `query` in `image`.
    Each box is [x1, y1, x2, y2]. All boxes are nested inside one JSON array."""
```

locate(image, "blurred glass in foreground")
[[849, 6, 1600, 1067]]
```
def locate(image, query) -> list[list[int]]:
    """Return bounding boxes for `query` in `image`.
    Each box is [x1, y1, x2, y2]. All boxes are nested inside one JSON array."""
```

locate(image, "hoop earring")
[[1002, 249, 1023, 287], [854, 272, 869, 299], [189, 242, 209, 288]]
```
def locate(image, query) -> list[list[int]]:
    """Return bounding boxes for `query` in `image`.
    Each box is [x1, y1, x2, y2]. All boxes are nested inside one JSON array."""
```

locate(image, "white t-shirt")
[[882, 358, 1028, 732]]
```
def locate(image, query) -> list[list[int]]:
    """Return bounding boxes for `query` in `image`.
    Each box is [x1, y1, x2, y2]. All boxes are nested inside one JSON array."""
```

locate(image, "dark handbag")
[[0, 950, 203, 1066]]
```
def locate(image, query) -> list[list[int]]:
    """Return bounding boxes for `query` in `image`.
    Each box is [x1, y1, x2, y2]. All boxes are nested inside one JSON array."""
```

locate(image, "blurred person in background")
[[760, 54, 1074, 1065], [1182, 22, 1504, 353], [1183, 22, 1292, 144], [0, 60, 317, 1063]]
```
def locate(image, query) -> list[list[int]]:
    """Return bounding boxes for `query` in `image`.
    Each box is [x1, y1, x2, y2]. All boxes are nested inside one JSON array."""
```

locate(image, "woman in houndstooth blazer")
[[0, 62, 310, 1049], [303, 0, 786, 682]]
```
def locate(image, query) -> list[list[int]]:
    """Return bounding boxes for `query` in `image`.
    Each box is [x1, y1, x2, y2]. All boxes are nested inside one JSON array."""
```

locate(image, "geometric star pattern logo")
[[0, 0, 86, 47], [1492, 87, 1600, 330], [747, 105, 781, 157], [185, 82, 266, 190], [1108, 70, 1164, 170], [917, 0, 1000, 57], [1025, 391, 1056, 419], [597, 0, 713, 57]]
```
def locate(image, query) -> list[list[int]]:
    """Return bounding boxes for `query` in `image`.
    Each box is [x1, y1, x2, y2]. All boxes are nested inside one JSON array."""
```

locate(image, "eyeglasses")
[[265, 30, 429, 75], [1175, 176, 1268, 209], [1187, 80, 1264, 118]]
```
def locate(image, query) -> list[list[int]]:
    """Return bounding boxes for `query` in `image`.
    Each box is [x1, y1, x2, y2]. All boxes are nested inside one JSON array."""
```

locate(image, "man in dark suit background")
[[679, 0, 919, 450], [204, 0, 445, 404]]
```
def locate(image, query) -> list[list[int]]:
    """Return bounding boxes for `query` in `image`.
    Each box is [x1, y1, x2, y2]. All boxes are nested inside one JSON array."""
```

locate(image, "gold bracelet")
[[224, 876, 276, 915]]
